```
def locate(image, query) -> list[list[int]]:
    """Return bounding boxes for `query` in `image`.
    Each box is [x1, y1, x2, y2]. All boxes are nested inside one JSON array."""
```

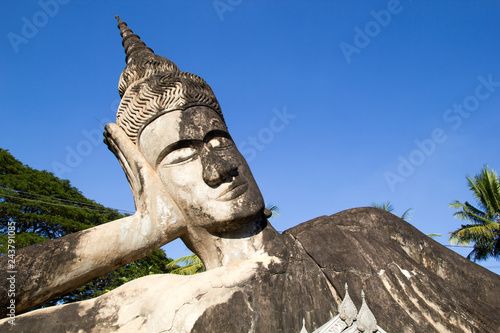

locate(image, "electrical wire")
[[2, 188, 113, 210], [0, 189, 134, 214]]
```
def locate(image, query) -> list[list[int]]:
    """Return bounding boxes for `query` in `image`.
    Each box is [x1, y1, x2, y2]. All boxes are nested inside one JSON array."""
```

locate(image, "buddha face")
[[138, 106, 265, 232]]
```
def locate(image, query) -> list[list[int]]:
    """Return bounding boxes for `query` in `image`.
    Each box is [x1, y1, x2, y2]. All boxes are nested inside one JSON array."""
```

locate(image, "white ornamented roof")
[[300, 284, 387, 333]]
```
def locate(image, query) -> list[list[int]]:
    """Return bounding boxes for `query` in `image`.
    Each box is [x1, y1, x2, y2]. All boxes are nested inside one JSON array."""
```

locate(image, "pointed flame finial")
[[115, 16, 179, 97], [357, 290, 378, 332], [339, 283, 357, 327], [300, 318, 308, 333], [115, 15, 155, 64]]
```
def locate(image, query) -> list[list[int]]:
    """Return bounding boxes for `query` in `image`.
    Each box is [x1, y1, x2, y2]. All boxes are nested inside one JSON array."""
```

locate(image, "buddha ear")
[[104, 123, 186, 237]]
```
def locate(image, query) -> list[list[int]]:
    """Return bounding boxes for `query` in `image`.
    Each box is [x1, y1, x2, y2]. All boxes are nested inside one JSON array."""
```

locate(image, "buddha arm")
[[0, 213, 174, 318]]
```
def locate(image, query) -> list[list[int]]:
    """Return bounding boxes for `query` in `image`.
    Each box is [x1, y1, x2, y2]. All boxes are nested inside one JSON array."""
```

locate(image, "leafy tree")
[[0, 148, 124, 248], [450, 166, 500, 261], [0, 148, 177, 305]]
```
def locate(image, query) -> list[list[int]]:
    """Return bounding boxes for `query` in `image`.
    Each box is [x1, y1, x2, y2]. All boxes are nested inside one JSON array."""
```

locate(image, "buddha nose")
[[201, 148, 239, 186]]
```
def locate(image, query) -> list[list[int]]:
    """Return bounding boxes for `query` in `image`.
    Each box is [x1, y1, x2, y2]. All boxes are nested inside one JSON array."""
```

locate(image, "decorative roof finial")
[[357, 290, 378, 333], [300, 318, 308, 333], [339, 283, 357, 327], [115, 16, 179, 97]]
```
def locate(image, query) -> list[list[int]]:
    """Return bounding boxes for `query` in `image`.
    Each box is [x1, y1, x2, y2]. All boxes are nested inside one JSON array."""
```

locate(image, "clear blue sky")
[[1, 1, 499, 274]]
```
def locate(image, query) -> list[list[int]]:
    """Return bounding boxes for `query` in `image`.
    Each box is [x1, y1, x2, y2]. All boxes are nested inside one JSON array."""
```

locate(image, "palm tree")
[[450, 166, 500, 261], [166, 254, 205, 275], [371, 202, 441, 239], [168, 204, 280, 275], [370, 201, 413, 221]]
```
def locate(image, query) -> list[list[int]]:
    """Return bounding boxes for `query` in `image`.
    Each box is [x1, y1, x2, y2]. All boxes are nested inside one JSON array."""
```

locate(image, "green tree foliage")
[[370, 201, 441, 239], [166, 253, 206, 275], [370, 201, 413, 221], [0, 148, 177, 305], [450, 166, 500, 261], [426, 233, 442, 240], [0, 148, 124, 248]]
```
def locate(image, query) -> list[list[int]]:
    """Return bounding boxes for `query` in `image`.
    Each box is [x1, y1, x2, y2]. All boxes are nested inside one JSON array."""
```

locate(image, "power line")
[[0, 189, 134, 214], [1, 188, 114, 210], [0, 193, 131, 214], [444, 245, 474, 249]]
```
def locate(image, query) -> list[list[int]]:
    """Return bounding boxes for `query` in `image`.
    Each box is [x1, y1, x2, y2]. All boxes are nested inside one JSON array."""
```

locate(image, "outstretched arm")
[[0, 124, 185, 317]]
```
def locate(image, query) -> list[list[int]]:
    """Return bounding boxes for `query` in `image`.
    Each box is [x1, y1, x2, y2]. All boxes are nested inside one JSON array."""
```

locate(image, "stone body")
[[1, 18, 499, 332], [1, 208, 499, 332]]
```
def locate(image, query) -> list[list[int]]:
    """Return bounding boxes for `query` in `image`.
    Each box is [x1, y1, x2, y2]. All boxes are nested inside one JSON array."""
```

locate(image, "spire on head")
[[115, 16, 179, 98], [114, 17, 224, 144], [116, 15, 155, 64]]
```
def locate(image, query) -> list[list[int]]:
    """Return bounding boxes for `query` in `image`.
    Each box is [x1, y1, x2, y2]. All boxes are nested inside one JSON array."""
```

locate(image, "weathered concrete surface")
[[1, 207, 499, 332], [0, 225, 337, 332], [286, 207, 500, 332], [0, 211, 184, 318], [0, 231, 86, 317]]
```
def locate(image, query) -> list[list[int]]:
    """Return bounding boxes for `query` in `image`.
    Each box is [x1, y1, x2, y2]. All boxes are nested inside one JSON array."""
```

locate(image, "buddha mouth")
[[216, 181, 249, 201]]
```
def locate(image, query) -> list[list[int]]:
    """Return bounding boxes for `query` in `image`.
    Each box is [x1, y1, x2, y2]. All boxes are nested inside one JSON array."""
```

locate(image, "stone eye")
[[208, 136, 233, 150], [162, 147, 198, 165]]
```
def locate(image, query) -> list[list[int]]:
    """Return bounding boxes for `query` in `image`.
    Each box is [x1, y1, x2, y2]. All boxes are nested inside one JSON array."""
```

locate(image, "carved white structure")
[[302, 284, 387, 333]]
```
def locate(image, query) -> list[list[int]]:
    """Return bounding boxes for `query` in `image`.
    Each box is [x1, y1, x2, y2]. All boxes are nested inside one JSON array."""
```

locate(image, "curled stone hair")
[[115, 16, 224, 144], [117, 71, 223, 144]]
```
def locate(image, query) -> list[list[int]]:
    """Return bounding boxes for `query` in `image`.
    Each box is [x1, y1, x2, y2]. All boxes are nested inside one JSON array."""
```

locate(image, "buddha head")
[[111, 17, 265, 234]]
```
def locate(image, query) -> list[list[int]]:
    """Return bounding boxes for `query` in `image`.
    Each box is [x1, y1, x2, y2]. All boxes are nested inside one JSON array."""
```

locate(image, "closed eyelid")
[[203, 130, 232, 143], [156, 140, 200, 167]]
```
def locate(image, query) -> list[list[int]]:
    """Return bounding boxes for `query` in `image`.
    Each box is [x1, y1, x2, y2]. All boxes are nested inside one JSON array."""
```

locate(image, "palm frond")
[[400, 208, 413, 221], [450, 224, 498, 245], [166, 254, 206, 275], [453, 203, 493, 225], [426, 233, 442, 239], [371, 201, 394, 213], [166, 254, 200, 267], [466, 166, 500, 219]]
